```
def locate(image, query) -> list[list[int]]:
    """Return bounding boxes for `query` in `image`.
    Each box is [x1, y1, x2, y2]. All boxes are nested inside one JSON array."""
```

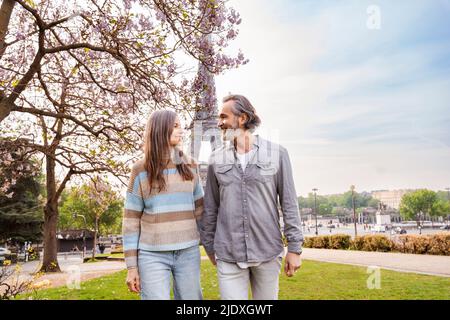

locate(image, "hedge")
[[302, 233, 450, 255]]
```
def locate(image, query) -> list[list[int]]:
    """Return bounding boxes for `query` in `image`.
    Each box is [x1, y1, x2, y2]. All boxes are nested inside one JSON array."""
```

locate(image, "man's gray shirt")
[[200, 135, 304, 263]]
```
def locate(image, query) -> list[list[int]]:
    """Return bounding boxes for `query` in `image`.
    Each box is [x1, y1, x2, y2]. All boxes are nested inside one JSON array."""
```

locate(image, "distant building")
[[56, 229, 95, 253], [376, 212, 391, 225], [371, 189, 414, 210]]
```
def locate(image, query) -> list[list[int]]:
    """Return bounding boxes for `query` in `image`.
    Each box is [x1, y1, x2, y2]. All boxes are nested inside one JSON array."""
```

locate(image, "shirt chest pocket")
[[254, 162, 277, 183], [215, 164, 235, 186]]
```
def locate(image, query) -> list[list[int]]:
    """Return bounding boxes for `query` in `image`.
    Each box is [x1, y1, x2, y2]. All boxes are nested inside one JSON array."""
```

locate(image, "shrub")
[[303, 237, 314, 248], [394, 235, 429, 254], [349, 236, 365, 251], [304, 233, 449, 255], [302, 236, 329, 249], [428, 233, 450, 256], [303, 234, 351, 250], [328, 234, 351, 250], [395, 233, 450, 255], [312, 236, 331, 249], [358, 235, 393, 252]]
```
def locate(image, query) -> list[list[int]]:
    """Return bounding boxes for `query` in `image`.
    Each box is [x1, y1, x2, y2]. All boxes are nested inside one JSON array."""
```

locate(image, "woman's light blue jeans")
[[138, 245, 203, 300]]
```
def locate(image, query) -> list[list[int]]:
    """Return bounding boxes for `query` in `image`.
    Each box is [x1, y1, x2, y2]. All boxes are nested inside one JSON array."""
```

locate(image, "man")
[[201, 94, 303, 300]]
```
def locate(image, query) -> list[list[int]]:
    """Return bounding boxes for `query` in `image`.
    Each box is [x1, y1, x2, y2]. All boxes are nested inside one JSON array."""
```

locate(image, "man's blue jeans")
[[138, 245, 203, 300]]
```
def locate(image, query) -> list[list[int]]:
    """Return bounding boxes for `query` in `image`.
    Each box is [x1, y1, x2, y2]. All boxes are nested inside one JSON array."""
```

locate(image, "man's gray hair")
[[222, 94, 261, 132]]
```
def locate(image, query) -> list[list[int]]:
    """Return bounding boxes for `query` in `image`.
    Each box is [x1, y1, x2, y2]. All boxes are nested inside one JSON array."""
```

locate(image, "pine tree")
[[0, 140, 43, 246]]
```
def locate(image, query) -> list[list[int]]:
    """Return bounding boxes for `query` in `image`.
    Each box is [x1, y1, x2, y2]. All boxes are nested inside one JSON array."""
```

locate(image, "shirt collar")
[[222, 134, 262, 164]]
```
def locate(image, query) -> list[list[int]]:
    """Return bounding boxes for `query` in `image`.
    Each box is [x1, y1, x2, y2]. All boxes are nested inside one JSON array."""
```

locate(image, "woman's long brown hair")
[[143, 109, 194, 192]]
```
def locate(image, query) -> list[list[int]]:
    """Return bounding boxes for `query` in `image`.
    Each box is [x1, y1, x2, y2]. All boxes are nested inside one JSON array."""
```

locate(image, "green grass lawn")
[[17, 259, 450, 300]]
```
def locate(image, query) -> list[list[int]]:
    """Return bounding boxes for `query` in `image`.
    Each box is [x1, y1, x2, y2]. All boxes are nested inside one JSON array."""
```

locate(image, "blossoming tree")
[[0, 0, 247, 272]]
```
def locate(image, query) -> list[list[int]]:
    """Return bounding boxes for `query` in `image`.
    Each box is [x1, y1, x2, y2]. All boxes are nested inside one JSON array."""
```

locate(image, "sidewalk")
[[2, 258, 126, 293], [301, 248, 450, 277], [36, 260, 126, 289]]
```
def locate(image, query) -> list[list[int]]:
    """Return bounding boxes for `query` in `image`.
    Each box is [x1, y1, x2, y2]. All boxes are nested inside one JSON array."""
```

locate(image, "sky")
[[213, 0, 450, 196]]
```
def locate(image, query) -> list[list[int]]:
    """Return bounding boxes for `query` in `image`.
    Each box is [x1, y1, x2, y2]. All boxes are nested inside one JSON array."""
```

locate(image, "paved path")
[[301, 248, 450, 277], [37, 260, 126, 289], [2, 257, 126, 294]]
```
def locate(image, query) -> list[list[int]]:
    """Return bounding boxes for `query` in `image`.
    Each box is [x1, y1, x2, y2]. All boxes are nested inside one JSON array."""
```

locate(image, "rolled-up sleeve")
[[277, 148, 304, 254], [200, 161, 220, 255]]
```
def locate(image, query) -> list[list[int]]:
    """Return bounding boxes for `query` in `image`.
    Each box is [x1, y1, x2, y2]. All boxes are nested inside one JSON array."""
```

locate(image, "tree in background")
[[59, 177, 122, 260], [59, 182, 123, 239], [340, 191, 374, 209], [399, 189, 450, 229], [298, 191, 380, 216], [0, 139, 43, 246], [1, 0, 246, 272]]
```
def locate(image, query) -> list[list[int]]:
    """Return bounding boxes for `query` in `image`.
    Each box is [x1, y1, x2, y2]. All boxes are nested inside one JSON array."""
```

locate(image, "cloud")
[[216, 0, 450, 195]]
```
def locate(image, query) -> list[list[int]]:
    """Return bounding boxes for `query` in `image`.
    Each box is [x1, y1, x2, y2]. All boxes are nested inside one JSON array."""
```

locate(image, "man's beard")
[[221, 120, 241, 141]]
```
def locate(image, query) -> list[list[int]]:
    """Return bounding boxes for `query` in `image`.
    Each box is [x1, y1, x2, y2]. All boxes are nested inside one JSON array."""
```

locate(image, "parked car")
[[394, 227, 407, 234], [0, 247, 12, 265], [371, 225, 386, 232], [0, 247, 11, 256], [440, 225, 450, 230]]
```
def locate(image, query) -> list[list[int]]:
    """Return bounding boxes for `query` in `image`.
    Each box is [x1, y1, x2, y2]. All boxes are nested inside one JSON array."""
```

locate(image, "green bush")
[[349, 236, 365, 251], [394, 235, 429, 254], [312, 235, 331, 249], [303, 237, 314, 248], [395, 233, 450, 256], [304, 233, 449, 255], [356, 235, 393, 252], [328, 234, 352, 249], [303, 234, 351, 250], [427, 233, 450, 256]]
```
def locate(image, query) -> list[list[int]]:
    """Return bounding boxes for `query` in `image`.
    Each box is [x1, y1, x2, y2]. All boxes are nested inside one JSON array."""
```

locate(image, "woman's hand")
[[126, 268, 141, 293]]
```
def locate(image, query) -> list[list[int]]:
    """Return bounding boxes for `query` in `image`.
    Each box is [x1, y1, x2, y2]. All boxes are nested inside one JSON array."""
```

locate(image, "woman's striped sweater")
[[122, 158, 204, 269]]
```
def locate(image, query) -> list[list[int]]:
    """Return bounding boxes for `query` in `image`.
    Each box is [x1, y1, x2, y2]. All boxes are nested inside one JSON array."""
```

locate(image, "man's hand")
[[284, 252, 301, 277], [126, 268, 141, 293], [207, 252, 217, 266]]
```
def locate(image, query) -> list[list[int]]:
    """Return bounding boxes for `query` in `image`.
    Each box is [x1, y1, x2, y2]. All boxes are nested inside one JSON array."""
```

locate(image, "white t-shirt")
[[236, 148, 256, 173], [236, 148, 266, 268]]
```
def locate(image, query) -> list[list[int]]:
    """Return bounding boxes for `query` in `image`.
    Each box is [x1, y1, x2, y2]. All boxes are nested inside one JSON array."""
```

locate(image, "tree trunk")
[[92, 215, 99, 261], [0, 0, 15, 59], [0, 0, 15, 122], [40, 153, 61, 272], [0, 101, 12, 123]]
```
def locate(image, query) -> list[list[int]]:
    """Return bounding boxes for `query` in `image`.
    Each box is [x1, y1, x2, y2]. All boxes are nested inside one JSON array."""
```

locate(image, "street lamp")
[[350, 185, 357, 237], [313, 188, 318, 236], [72, 213, 87, 259], [445, 188, 450, 226]]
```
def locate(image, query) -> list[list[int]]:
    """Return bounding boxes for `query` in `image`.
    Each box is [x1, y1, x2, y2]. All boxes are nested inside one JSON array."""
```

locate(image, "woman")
[[122, 109, 204, 300]]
